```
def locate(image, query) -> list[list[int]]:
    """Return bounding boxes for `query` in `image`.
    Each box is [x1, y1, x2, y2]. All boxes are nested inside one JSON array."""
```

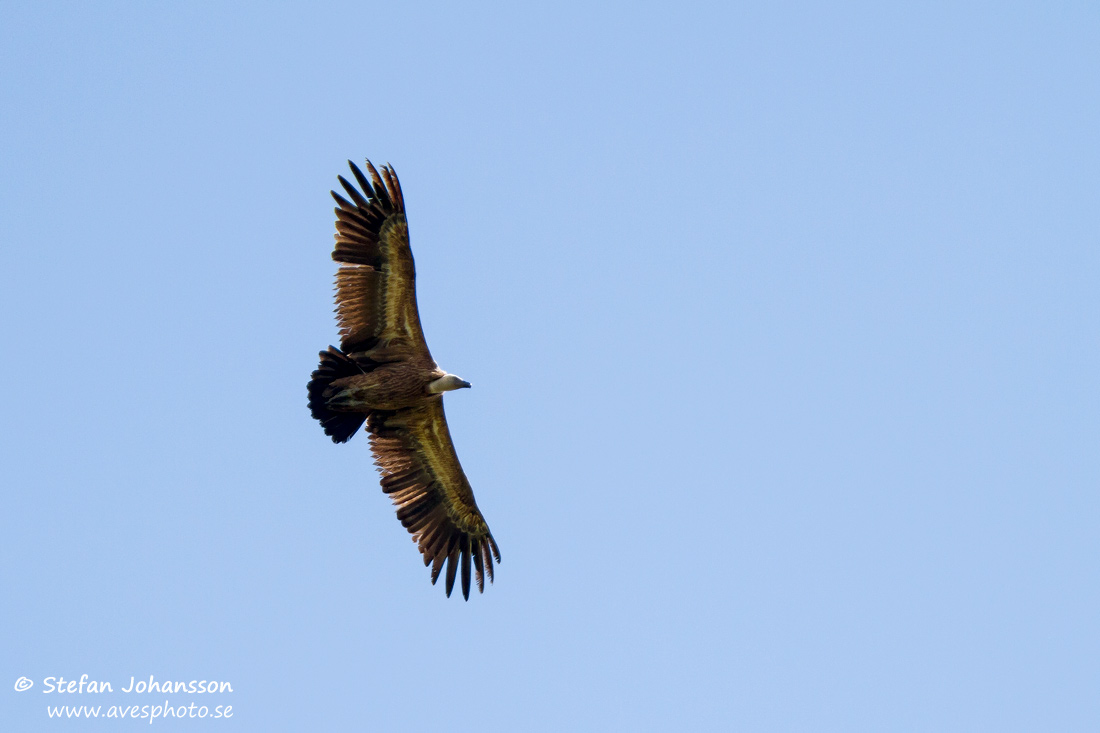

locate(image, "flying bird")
[[307, 159, 500, 600]]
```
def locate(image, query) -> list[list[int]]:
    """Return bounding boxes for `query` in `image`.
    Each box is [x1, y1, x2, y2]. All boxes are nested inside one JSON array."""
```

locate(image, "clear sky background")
[[2, 2, 1099, 730]]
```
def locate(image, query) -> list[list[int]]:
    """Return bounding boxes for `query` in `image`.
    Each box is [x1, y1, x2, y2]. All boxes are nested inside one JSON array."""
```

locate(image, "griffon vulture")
[[307, 160, 500, 600]]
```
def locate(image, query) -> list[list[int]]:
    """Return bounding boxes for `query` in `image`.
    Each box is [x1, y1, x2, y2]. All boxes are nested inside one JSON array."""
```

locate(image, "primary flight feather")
[[307, 159, 500, 600]]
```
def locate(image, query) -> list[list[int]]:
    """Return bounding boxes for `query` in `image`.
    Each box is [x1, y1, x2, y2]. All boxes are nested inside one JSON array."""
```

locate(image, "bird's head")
[[428, 374, 472, 393]]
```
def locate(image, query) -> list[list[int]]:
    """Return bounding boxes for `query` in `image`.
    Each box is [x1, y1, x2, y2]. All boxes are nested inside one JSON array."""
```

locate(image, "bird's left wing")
[[366, 400, 500, 600]]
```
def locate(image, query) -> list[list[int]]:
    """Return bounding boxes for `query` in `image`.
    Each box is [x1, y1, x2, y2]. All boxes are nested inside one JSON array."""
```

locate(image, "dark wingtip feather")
[[472, 542, 485, 593], [331, 190, 355, 210], [444, 543, 460, 598], [430, 534, 455, 586], [364, 160, 393, 211], [482, 541, 495, 584], [337, 175, 369, 208], [460, 538, 472, 600], [349, 160, 375, 199], [431, 551, 446, 585], [380, 165, 404, 213], [383, 164, 404, 210]]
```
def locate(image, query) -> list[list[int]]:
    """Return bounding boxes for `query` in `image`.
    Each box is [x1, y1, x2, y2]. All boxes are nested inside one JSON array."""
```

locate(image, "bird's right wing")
[[330, 160, 430, 358]]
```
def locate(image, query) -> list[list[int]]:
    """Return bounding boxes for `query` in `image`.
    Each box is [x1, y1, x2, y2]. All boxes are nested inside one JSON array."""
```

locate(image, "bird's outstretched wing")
[[330, 160, 429, 358], [367, 400, 500, 599]]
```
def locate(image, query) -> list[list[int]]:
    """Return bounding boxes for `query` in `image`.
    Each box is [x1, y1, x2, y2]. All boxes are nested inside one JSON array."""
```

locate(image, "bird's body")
[[325, 357, 444, 412], [307, 160, 499, 600]]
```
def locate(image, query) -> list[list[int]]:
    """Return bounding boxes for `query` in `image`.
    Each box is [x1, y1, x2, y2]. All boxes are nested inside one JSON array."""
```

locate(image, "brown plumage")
[[307, 159, 500, 600]]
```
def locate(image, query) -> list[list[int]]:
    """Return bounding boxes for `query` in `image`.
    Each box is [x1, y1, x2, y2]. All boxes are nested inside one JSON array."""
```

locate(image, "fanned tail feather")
[[308, 346, 366, 443]]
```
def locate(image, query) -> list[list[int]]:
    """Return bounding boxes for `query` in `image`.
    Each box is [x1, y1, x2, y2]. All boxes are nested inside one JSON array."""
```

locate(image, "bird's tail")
[[308, 346, 366, 443]]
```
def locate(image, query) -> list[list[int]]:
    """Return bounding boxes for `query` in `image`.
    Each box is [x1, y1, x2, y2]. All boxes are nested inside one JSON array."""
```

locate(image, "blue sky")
[[2, 2, 1099, 730]]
